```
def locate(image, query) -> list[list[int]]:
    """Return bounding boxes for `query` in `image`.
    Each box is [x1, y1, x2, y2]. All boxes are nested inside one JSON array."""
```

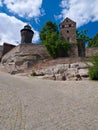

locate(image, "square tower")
[[60, 17, 76, 43]]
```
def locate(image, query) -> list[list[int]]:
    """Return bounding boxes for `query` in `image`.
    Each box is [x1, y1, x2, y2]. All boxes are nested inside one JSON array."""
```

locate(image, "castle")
[[0, 18, 98, 70]]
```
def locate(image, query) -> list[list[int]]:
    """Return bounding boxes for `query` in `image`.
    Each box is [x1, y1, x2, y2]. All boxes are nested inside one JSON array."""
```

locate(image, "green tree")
[[40, 21, 70, 58], [40, 21, 58, 42], [76, 30, 91, 44], [88, 33, 98, 47]]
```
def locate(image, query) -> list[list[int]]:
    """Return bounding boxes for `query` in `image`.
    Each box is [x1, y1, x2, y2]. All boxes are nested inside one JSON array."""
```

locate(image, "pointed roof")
[[24, 24, 31, 30], [20, 24, 34, 33], [60, 17, 76, 25]]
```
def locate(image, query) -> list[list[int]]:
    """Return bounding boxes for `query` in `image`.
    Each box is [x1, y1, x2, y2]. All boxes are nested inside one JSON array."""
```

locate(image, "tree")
[[40, 21, 70, 58], [40, 21, 58, 42], [88, 33, 98, 47], [76, 30, 91, 45]]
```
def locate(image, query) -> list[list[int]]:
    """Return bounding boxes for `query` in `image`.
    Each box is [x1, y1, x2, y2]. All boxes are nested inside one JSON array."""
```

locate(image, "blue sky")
[[0, 0, 98, 45]]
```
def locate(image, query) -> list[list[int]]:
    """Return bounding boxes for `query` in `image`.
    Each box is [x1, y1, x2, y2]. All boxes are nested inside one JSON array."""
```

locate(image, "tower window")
[[67, 30, 69, 33], [62, 25, 65, 28]]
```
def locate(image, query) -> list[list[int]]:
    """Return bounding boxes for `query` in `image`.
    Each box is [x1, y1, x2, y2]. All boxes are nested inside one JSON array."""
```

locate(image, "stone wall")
[[86, 47, 98, 57], [0, 46, 3, 61], [19, 44, 50, 58], [2, 45, 20, 63], [60, 18, 76, 43], [1, 44, 51, 69], [2, 43, 16, 56], [1, 42, 98, 72], [69, 44, 78, 57], [77, 39, 85, 57]]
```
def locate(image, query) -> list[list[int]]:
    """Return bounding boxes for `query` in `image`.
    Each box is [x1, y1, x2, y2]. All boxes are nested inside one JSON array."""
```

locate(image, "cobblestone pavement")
[[0, 72, 98, 130]]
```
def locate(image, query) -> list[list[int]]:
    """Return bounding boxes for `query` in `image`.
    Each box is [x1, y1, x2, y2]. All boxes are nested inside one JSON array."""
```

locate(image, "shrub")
[[31, 70, 37, 76], [89, 65, 98, 80], [88, 54, 98, 80], [31, 70, 45, 76]]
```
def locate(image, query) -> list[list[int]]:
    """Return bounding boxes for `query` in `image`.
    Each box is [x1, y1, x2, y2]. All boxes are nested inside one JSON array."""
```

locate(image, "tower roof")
[[20, 24, 34, 33], [60, 17, 76, 25], [24, 24, 31, 30]]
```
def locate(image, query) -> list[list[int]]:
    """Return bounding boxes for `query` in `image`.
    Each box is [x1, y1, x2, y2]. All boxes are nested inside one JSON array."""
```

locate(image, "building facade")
[[60, 17, 76, 43]]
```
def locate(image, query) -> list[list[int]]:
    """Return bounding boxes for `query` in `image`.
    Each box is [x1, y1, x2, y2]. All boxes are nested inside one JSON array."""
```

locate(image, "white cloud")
[[0, 0, 2, 6], [58, 0, 98, 27], [0, 13, 39, 45], [3, 0, 44, 19], [33, 31, 40, 43]]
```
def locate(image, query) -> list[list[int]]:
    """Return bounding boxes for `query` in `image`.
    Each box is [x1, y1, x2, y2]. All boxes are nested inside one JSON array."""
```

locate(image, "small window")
[[69, 24, 71, 27], [67, 30, 69, 33], [62, 25, 65, 28], [66, 19, 68, 22]]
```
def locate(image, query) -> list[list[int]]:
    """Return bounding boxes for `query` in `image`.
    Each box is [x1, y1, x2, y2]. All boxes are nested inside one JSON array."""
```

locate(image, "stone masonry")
[[60, 17, 76, 43]]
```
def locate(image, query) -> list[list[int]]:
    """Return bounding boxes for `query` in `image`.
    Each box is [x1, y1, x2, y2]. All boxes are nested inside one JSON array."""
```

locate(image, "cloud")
[[0, 13, 39, 45], [3, 0, 44, 19], [58, 0, 98, 27], [0, 1, 2, 6]]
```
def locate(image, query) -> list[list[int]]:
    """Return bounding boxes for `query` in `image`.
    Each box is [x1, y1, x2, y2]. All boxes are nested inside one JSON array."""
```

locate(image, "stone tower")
[[60, 18, 78, 57], [20, 24, 34, 44], [60, 17, 76, 43]]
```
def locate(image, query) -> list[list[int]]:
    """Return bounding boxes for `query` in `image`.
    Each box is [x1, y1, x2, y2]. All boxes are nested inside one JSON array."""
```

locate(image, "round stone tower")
[[20, 24, 34, 44]]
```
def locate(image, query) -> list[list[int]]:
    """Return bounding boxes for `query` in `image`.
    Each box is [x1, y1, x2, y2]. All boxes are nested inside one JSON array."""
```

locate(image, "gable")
[[60, 17, 76, 26]]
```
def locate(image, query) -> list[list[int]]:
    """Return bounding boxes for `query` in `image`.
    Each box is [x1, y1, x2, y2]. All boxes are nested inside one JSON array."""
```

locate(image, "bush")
[[31, 70, 45, 76], [31, 70, 37, 76], [88, 54, 98, 80], [89, 65, 98, 80]]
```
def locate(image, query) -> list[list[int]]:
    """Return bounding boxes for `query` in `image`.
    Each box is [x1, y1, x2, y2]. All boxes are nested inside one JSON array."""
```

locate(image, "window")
[[62, 25, 65, 28], [67, 30, 69, 33], [69, 24, 71, 27]]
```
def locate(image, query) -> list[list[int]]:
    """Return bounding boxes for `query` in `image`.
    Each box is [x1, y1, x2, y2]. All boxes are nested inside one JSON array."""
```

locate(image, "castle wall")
[[77, 39, 85, 57], [19, 44, 50, 58], [2, 43, 16, 56], [1, 40, 98, 71], [1, 44, 51, 66], [0, 46, 3, 61], [1, 45, 20, 63], [86, 47, 98, 57], [69, 44, 78, 57]]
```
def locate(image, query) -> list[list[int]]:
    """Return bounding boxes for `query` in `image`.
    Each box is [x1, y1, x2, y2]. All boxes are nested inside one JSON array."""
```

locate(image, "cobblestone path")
[[0, 72, 98, 130]]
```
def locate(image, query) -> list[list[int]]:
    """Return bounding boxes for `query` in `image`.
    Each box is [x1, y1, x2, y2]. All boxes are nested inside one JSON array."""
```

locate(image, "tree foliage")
[[40, 21, 58, 41], [88, 33, 98, 47], [40, 21, 70, 58], [76, 30, 91, 45], [88, 54, 98, 80]]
